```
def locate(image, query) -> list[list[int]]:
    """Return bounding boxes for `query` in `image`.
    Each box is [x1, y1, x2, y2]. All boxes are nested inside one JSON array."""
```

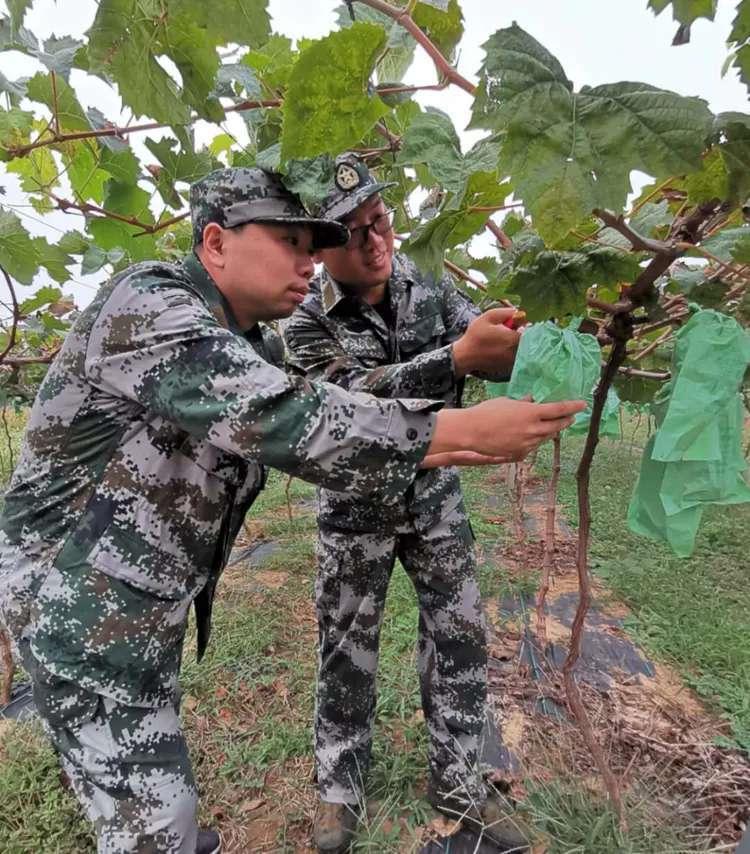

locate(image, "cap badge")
[[335, 162, 360, 191]]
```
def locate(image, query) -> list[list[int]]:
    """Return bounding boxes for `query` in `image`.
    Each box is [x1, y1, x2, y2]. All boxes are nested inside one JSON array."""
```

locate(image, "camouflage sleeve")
[[284, 308, 456, 399], [85, 277, 439, 498], [440, 274, 511, 383]]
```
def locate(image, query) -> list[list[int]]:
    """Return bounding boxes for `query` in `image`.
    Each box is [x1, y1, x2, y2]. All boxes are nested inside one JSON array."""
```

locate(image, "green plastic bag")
[[627, 310, 750, 557], [504, 321, 601, 403], [569, 387, 622, 438]]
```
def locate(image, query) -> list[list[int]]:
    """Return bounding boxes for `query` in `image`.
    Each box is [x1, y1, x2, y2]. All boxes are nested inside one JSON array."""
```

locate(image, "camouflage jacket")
[[284, 254, 504, 532], [0, 253, 438, 707]]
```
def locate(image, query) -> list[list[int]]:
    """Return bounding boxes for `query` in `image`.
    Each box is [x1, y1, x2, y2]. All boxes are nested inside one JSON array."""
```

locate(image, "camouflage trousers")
[[20, 641, 199, 853], [314, 505, 488, 805]]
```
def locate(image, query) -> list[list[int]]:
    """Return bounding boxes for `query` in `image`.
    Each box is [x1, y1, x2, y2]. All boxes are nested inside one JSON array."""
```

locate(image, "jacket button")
[[407, 428, 418, 441]]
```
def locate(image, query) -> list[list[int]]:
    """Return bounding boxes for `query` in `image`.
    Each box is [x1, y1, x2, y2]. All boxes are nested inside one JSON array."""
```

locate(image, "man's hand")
[[452, 308, 522, 378], [429, 397, 586, 462]]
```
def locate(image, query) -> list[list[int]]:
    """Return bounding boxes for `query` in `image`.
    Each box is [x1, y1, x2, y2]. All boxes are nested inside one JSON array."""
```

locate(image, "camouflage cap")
[[316, 152, 397, 222], [190, 167, 349, 249]]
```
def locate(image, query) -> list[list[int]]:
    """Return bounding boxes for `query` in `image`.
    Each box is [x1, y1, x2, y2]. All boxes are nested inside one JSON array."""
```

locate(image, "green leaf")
[[19, 285, 62, 315], [0, 107, 34, 153], [87, 181, 156, 263], [99, 147, 141, 185], [730, 0, 750, 43], [715, 112, 750, 202], [6, 0, 32, 33], [401, 173, 510, 277], [144, 138, 215, 209], [335, 3, 415, 83], [214, 63, 263, 100], [280, 23, 388, 162], [507, 245, 642, 321], [669, 263, 707, 294], [0, 15, 37, 52], [6, 146, 58, 195], [242, 34, 297, 91], [647, 0, 717, 24], [87, 0, 189, 125], [35, 35, 84, 80], [470, 24, 713, 243], [701, 226, 750, 263], [629, 199, 673, 236], [26, 71, 89, 132], [0, 209, 39, 284], [58, 231, 90, 255], [0, 69, 27, 105], [397, 108, 464, 193], [80, 244, 125, 275], [30, 238, 74, 284], [282, 155, 335, 211], [412, 0, 464, 63], [683, 146, 729, 203]]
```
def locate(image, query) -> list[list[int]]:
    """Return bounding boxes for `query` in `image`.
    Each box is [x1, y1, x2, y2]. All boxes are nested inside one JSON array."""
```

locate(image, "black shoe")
[[427, 779, 529, 852], [196, 828, 222, 854], [314, 801, 359, 853]]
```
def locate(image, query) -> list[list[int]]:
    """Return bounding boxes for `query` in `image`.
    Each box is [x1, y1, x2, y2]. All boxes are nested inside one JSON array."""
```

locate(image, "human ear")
[[200, 223, 227, 267]]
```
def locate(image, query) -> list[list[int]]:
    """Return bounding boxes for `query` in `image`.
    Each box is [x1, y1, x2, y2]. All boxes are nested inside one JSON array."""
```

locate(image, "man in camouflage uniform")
[[284, 153, 533, 852], [0, 166, 583, 854]]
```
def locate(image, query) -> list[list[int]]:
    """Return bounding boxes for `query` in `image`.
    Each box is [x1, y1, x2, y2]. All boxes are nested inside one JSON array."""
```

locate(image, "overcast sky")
[[0, 0, 747, 307]]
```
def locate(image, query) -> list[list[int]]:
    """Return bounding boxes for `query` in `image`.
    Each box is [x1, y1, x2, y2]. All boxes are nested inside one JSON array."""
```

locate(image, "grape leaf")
[[683, 146, 729, 203], [6, 0, 32, 34], [7, 146, 58, 196], [401, 173, 510, 276], [701, 226, 750, 264], [35, 35, 84, 80], [282, 155, 335, 211], [412, 0, 464, 63], [58, 231, 90, 255], [99, 147, 141, 185], [280, 23, 388, 162], [715, 112, 750, 202], [0, 209, 38, 284], [31, 238, 74, 284], [506, 245, 642, 321], [470, 24, 713, 243], [629, 199, 673, 235], [335, 4, 416, 84], [648, 0, 717, 25], [87, 0, 189, 125], [87, 181, 156, 263], [19, 286, 63, 316], [26, 71, 89, 132], [242, 34, 297, 92], [144, 138, 215, 208], [0, 107, 33, 154], [0, 70, 27, 105]]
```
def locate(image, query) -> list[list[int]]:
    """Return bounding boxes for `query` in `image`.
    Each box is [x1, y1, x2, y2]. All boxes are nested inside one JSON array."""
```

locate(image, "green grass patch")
[[0, 722, 95, 854]]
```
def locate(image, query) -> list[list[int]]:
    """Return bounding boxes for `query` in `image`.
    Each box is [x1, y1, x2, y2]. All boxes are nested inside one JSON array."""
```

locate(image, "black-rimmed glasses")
[[345, 209, 394, 250]]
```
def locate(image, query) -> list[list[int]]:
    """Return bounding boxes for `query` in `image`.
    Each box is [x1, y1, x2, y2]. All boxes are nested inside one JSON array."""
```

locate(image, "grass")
[[0, 408, 747, 851]]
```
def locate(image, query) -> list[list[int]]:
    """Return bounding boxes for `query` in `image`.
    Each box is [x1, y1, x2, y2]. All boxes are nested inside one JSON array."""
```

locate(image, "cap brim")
[[249, 216, 349, 249], [324, 181, 398, 222]]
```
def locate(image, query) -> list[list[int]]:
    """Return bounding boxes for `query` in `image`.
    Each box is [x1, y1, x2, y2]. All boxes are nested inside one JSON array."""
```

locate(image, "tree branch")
[[593, 208, 671, 253], [356, 0, 476, 94], [485, 219, 512, 250], [0, 265, 20, 365]]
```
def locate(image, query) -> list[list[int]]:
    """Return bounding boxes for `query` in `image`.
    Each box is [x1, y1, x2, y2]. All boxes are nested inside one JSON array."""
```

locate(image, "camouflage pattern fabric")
[[284, 253, 503, 533], [20, 640, 199, 854], [284, 254, 508, 803], [315, 507, 487, 804], [189, 166, 348, 248], [0, 251, 439, 712]]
